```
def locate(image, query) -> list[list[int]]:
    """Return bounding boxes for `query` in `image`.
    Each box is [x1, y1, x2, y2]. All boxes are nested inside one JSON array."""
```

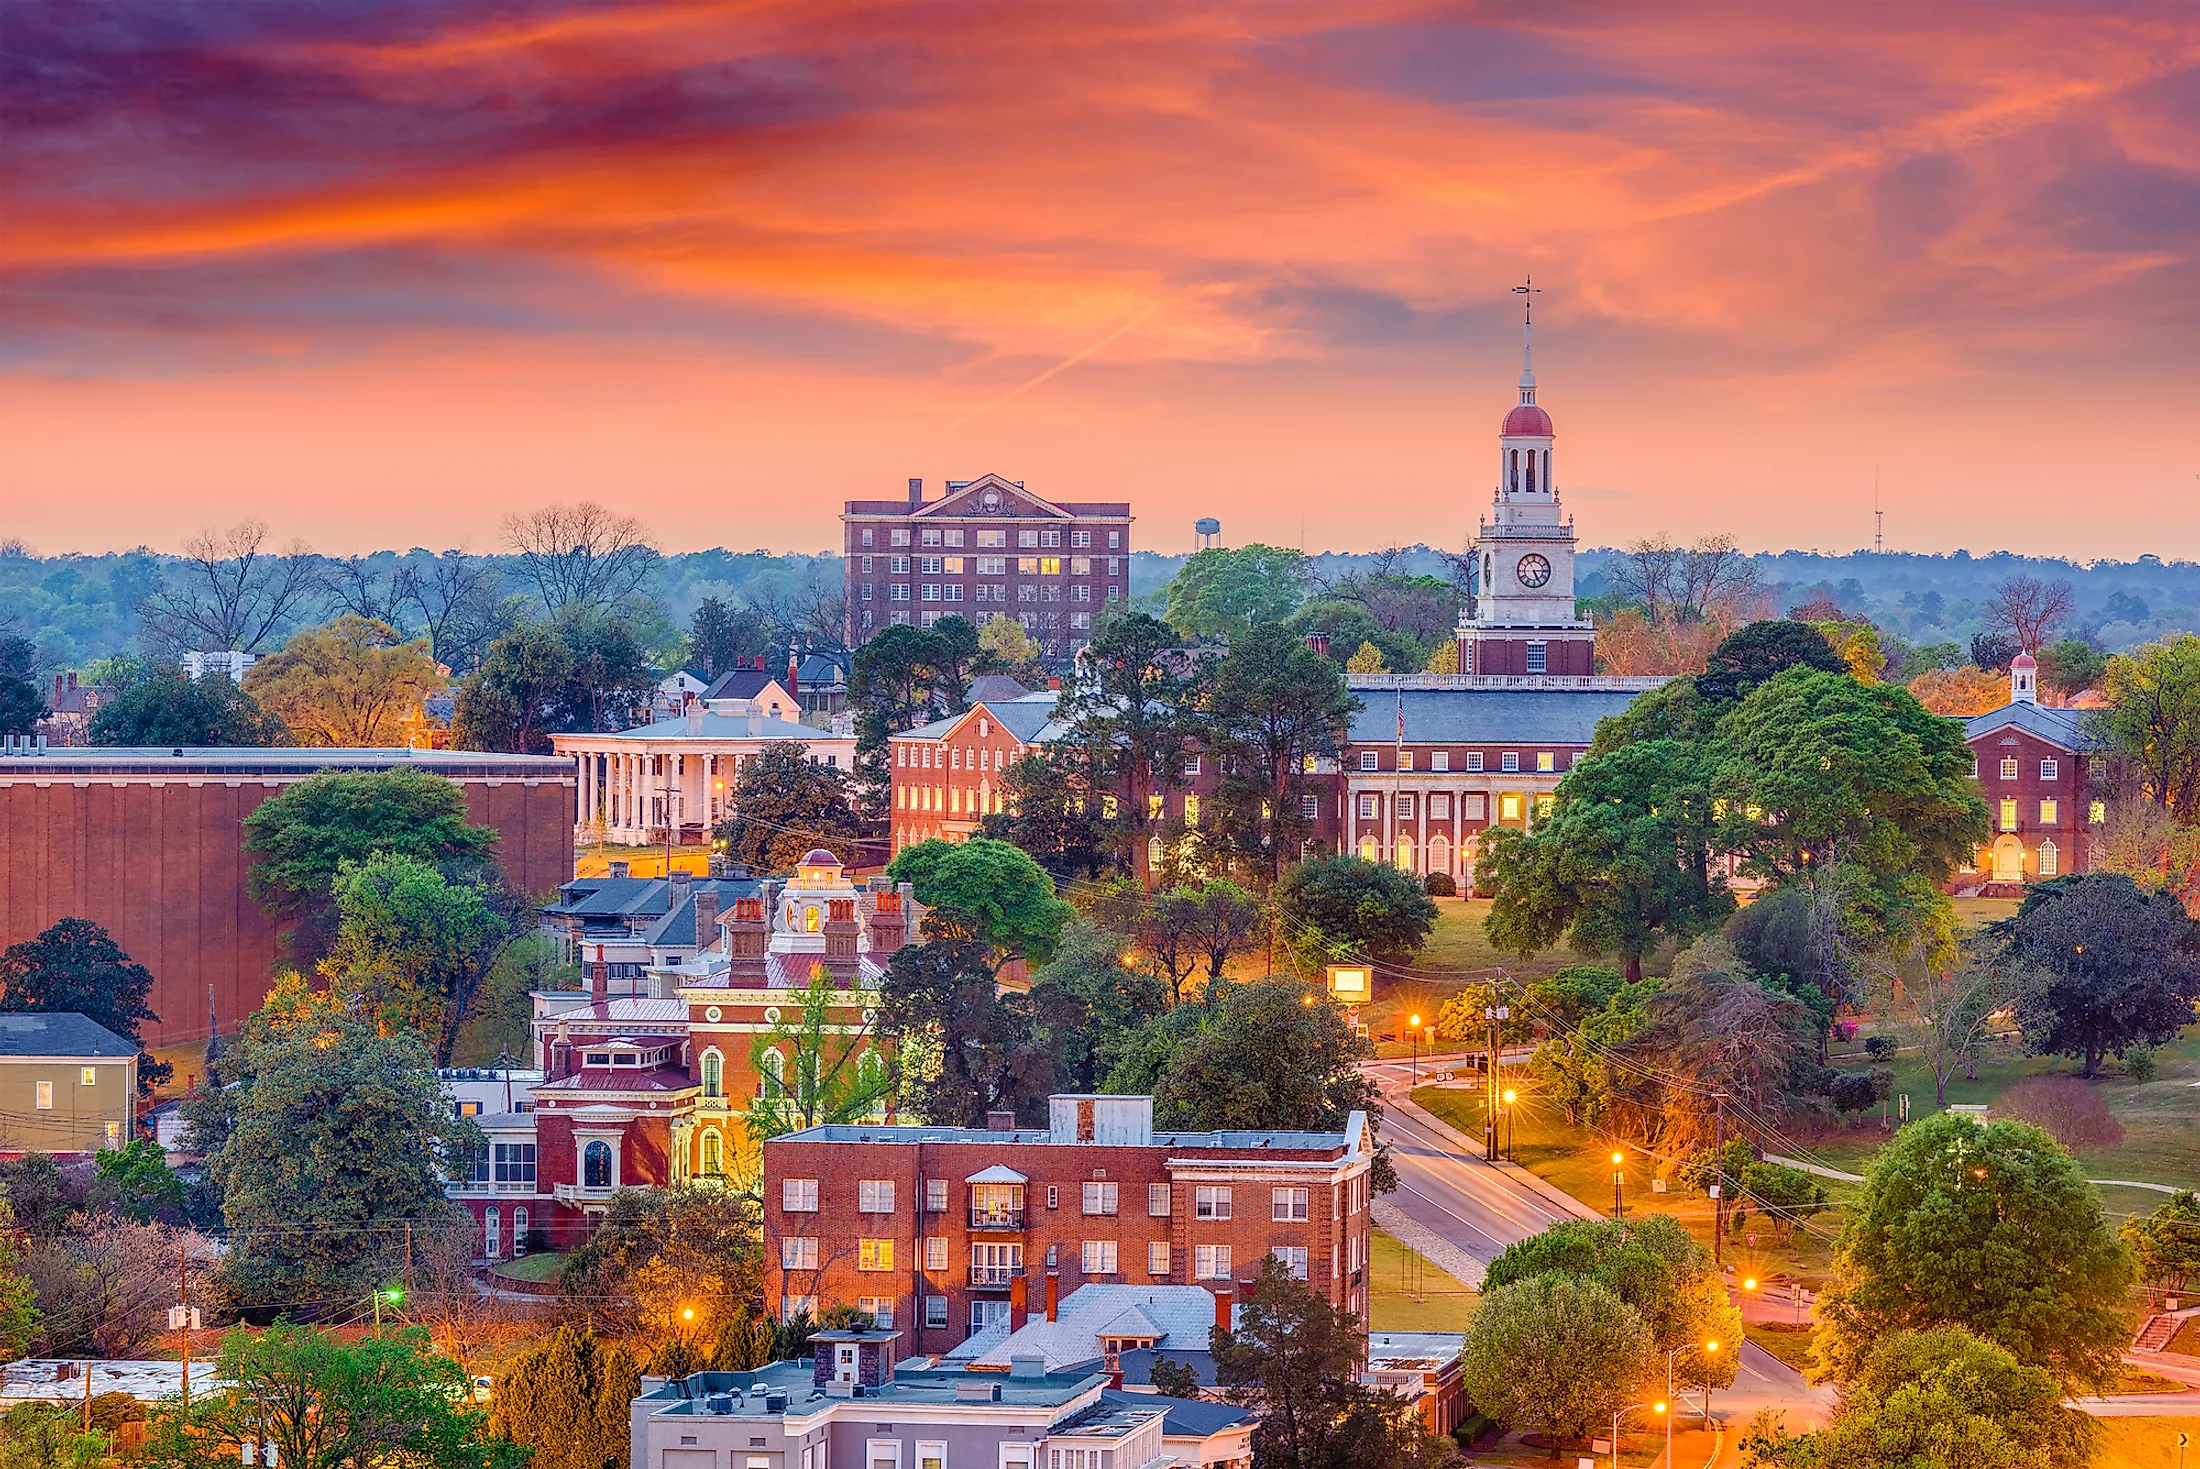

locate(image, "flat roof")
[[0, 748, 572, 778]]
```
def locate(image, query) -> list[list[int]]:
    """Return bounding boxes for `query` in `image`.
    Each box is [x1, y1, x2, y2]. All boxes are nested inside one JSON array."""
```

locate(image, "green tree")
[[1214, 1256, 1443, 1469], [1104, 977, 1381, 1136], [558, 1185, 762, 1339], [490, 1325, 642, 1469], [1147, 1356, 1202, 1399], [85, 1139, 186, 1223], [241, 615, 445, 747], [2121, 1190, 2200, 1293], [689, 596, 769, 676], [1991, 872, 2200, 1077], [452, 620, 573, 754], [1742, 1327, 2090, 1469], [886, 838, 1074, 972], [879, 913, 1050, 1126], [1482, 738, 1733, 982], [1693, 620, 1844, 705], [0, 1203, 40, 1362], [1273, 854, 1438, 968], [976, 613, 1045, 682], [1715, 668, 1987, 938], [1162, 544, 1312, 638], [322, 853, 521, 1064], [923, 614, 982, 712], [1089, 879, 1205, 1004], [1052, 611, 1207, 878], [2094, 635, 2200, 822], [88, 664, 288, 747], [713, 742, 861, 873], [140, 1324, 523, 1469], [0, 917, 172, 1093], [194, 978, 480, 1311], [2038, 638, 2104, 700], [849, 623, 947, 731], [1026, 919, 1171, 1094], [978, 748, 1118, 880], [1811, 1111, 2133, 1390], [1482, 1216, 1741, 1402], [1458, 1274, 1653, 1461], [1586, 676, 1716, 758], [1205, 622, 1358, 877], [0, 636, 45, 737], [745, 966, 893, 1144], [1186, 880, 1264, 979], [550, 606, 657, 733], [1528, 973, 1660, 1128], [241, 765, 499, 941]]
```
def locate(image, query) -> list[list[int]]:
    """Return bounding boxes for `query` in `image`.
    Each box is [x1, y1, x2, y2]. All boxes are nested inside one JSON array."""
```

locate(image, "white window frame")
[[1148, 1182, 1171, 1216], [2041, 758, 2059, 781], [783, 1178, 820, 1212], [1359, 750, 1379, 771], [858, 1179, 895, 1213], [1501, 751, 1520, 773], [1081, 1239, 1119, 1274], [1195, 1185, 1232, 1220], [1270, 1245, 1309, 1279], [1272, 1187, 1310, 1221], [1465, 751, 1485, 772], [1148, 1241, 1171, 1276], [925, 1236, 947, 1271], [1194, 1244, 1232, 1280], [926, 1177, 948, 1212], [781, 1236, 820, 1269], [35, 1080, 52, 1111], [1082, 1181, 1119, 1215], [2000, 756, 2019, 780]]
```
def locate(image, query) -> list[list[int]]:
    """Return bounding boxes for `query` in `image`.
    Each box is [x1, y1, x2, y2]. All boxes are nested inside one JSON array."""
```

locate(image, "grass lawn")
[[492, 1252, 569, 1284], [1464, 1422, 1719, 1467], [1743, 1320, 1816, 1374], [1366, 1229, 1477, 1333], [1411, 1084, 1845, 1285], [2166, 1318, 2200, 1359], [2095, 1418, 2200, 1468]]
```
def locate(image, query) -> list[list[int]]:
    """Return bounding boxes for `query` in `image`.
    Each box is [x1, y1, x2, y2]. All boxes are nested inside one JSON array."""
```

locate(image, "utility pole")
[[1482, 1005, 1508, 1162], [177, 1240, 190, 1415], [81, 1355, 91, 1434], [1711, 1093, 1727, 1266], [405, 1220, 415, 1306]]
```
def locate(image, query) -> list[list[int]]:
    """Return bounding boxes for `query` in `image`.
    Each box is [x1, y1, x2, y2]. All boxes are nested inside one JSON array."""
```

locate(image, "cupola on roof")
[[1502, 403, 1554, 437]]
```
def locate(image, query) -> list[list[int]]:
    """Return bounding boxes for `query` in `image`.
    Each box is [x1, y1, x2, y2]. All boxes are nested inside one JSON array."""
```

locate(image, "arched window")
[[1428, 835, 1451, 876], [513, 1207, 529, 1253], [762, 1047, 786, 1098], [2039, 839, 2059, 877], [583, 1140, 613, 1188], [1508, 449, 1519, 492], [484, 1205, 500, 1260], [701, 1049, 723, 1099], [1147, 836, 1164, 870], [1525, 451, 1537, 494], [1542, 450, 1552, 493], [1396, 835, 1415, 871], [1358, 834, 1379, 861], [700, 1129, 724, 1177]]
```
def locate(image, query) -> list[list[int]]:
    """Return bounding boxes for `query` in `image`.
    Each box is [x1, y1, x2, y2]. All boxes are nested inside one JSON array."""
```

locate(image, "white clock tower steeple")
[[1456, 280, 1595, 678]]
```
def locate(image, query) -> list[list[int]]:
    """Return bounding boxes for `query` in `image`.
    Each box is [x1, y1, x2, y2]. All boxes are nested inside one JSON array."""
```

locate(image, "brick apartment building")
[[1963, 652, 2105, 885], [762, 1094, 1375, 1350], [841, 475, 1132, 654]]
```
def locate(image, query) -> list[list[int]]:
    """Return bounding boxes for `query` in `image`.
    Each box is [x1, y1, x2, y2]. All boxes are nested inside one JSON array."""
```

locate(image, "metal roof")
[[1966, 700, 2097, 750], [1346, 688, 1641, 746], [0, 1013, 137, 1058]]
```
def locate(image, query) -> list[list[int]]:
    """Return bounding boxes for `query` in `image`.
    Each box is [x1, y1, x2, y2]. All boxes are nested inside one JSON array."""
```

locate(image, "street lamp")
[[1501, 1088, 1517, 1161], [1611, 1152, 1626, 1219], [1662, 1340, 1719, 1461], [1408, 1014, 1422, 1082], [1611, 1400, 1665, 1469]]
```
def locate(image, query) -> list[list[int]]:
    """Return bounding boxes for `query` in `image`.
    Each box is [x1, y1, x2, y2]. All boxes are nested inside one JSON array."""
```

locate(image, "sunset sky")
[[4, 1, 2197, 559]]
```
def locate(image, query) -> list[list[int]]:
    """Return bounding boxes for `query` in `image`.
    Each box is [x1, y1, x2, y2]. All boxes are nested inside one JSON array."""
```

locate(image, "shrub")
[[1997, 1075, 2124, 1150], [1863, 1034, 1898, 1063], [1424, 871, 1457, 897], [2125, 1045, 2158, 1083]]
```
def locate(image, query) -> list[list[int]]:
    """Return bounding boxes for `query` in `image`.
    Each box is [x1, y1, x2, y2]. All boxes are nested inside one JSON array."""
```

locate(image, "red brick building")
[[0, 747, 574, 1048], [841, 475, 1132, 654], [762, 1094, 1375, 1348], [1963, 654, 2104, 885]]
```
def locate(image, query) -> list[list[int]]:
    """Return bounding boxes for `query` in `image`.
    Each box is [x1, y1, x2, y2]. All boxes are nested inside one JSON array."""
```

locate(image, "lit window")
[[1398, 752, 1413, 772], [1148, 794, 1164, 820], [2090, 800, 2107, 824], [783, 1178, 820, 1212], [781, 1237, 819, 1269], [1183, 795, 1200, 826], [2040, 799, 2058, 825], [2000, 757, 2019, 780], [1040, 557, 1062, 575], [80, 1067, 97, 1086], [1081, 1240, 1119, 1274], [2000, 799, 2018, 831], [35, 1081, 52, 1111], [1537, 751, 1555, 773], [1535, 794, 1555, 820], [1500, 793, 1523, 821], [1195, 1186, 1232, 1220], [1194, 1244, 1232, 1280], [859, 1238, 895, 1271]]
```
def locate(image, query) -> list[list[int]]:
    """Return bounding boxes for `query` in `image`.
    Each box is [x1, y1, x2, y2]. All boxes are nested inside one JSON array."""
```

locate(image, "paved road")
[[1363, 1058, 1837, 1461]]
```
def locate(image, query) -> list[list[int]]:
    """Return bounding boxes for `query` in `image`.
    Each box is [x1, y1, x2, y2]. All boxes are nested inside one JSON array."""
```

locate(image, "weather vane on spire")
[[1513, 276, 1540, 374]]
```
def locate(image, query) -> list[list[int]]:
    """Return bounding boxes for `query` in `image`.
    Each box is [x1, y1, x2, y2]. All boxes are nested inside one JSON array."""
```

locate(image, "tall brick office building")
[[841, 475, 1132, 655], [0, 747, 573, 1047], [762, 1094, 1375, 1348]]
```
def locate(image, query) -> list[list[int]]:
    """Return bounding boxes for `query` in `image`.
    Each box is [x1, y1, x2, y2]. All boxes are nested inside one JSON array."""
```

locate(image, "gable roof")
[[702, 669, 797, 705], [898, 693, 1063, 745], [1966, 700, 2097, 750], [0, 1012, 137, 1058], [1098, 1388, 1250, 1436]]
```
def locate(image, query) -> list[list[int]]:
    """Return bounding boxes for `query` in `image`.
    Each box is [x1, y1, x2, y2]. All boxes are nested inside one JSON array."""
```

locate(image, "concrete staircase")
[[2135, 1314, 2183, 1352]]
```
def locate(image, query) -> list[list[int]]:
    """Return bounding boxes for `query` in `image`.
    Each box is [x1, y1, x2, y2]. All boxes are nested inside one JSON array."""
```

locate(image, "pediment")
[[914, 474, 1071, 519]]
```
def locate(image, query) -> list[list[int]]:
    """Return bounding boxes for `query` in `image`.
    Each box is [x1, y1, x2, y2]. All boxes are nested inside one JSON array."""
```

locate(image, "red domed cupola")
[[1502, 402, 1553, 438]]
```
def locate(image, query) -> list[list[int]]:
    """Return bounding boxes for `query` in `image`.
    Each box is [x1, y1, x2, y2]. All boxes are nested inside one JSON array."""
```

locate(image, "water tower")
[[1194, 517, 1221, 549]]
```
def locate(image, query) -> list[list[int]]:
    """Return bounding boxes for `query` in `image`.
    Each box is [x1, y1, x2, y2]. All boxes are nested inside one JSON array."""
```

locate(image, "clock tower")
[[1456, 286, 1595, 678]]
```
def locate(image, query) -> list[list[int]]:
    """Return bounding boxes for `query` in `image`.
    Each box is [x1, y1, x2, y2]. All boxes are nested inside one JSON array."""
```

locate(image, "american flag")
[[1396, 692, 1404, 745]]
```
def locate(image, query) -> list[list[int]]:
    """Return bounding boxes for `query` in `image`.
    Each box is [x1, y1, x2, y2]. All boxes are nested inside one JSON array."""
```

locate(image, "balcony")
[[554, 1181, 619, 1205], [968, 1208, 1025, 1230], [969, 1265, 1024, 1289]]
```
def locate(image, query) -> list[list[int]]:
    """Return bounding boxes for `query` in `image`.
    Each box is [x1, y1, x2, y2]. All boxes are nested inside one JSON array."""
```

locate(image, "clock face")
[[980, 489, 1002, 510], [1516, 553, 1553, 589]]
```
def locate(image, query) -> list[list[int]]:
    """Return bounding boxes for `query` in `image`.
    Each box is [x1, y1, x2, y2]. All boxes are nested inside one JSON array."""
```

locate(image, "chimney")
[[66, 672, 76, 692], [866, 890, 906, 954], [1047, 675, 1062, 692], [908, 477, 924, 505], [608, 860, 630, 879], [724, 897, 769, 982], [822, 898, 860, 979], [1045, 1270, 1059, 1322], [669, 871, 693, 907], [1213, 1287, 1234, 1335], [787, 647, 801, 701], [986, 1109, 1016, 1132], [52, 675, 63, 704], [1010, 1273, 1029, 1331], [692, 886, 720, 950], [589, 946, 608, 1004]]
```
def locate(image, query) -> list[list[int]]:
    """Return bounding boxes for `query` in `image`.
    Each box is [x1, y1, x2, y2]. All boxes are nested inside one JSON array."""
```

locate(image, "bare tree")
[[1872, 937, 2020, 1105], [137, 521, 324, 653], [400, 1216, 529, 1387], [1606, 535, 1688, 618], [501, 503, 660, 613], [1985, 574, 2074, 653], [406, 550, 512, 671], [328, 555, 414, 629], [796, 581, 849, 655], [1676, 534, 1761, 614]]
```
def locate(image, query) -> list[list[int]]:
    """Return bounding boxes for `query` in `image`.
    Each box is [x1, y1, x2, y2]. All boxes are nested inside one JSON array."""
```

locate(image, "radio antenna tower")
[[1873, 467, 1883, 553]]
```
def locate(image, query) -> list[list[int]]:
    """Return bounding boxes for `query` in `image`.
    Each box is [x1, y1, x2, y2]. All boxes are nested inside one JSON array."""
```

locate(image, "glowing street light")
[[1611, 1152, 1626, 1219], [1408, 1014, 1422, 1082]]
